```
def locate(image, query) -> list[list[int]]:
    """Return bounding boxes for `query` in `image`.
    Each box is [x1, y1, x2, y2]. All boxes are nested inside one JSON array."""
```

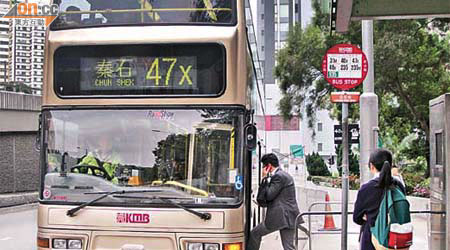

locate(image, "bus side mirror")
[[244, 124, 257, 150]]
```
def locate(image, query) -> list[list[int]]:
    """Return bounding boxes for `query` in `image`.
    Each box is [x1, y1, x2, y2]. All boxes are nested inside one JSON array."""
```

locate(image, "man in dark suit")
[[248, 153, 302, 250]]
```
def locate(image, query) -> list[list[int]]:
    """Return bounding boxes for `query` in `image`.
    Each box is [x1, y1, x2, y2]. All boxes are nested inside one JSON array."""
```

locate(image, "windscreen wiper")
[[66, 189, 162, 217], [113, 195, 211, 221]]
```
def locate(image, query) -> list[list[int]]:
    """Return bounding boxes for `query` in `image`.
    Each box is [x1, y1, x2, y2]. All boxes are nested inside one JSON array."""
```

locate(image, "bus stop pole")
[[341, 102, 349, 250], [360, 20, 378, 185]]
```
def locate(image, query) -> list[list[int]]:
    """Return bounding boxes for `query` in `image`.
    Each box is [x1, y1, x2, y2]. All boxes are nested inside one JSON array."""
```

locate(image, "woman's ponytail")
[[378, 161, 392, 189]]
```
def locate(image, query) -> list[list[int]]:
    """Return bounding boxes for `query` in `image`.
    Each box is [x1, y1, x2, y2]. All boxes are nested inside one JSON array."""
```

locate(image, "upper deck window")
[[51, 0, 236, 29]]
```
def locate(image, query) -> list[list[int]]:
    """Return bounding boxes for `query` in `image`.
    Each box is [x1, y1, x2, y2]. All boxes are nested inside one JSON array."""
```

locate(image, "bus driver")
[[77, 132, 121, 183]]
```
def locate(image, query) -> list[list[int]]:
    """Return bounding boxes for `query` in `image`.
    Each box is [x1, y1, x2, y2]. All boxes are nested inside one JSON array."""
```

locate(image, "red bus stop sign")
[[322, 44, 368, 90]]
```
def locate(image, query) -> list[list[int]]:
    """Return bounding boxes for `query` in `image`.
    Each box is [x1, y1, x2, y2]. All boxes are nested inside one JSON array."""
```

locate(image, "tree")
[[4, 82, 33, 94], [275, 1, 450, 175], [336, 145, 360, 176], [306, 152, 331, 176], [152, 133, 188, 181]]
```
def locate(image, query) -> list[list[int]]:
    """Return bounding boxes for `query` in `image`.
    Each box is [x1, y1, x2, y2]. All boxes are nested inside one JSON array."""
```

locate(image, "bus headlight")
[[68, 239, 83, 249], [187, 242, 219, 250], [52, 239, 82, 249], [187, 242, 203, 250], [53, 239, 67, 249], [204, 243, 220, 250]]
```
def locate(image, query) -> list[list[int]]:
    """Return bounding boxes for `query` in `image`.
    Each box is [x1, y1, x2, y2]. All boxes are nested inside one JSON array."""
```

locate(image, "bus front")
[[38, 1, 253, 250]]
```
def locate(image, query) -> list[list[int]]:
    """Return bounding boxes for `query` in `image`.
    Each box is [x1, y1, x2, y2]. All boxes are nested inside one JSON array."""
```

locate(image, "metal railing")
[[294, 202, 446, 250], [295, 202, 357, 250]]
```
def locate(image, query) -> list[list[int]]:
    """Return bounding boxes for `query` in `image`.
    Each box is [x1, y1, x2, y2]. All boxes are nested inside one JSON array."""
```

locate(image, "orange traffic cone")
[[319, 192, 339, 231]]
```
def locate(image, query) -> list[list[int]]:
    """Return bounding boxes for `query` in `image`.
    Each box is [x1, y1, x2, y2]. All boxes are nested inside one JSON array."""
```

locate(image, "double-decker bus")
[[37, 1, 266, 250]]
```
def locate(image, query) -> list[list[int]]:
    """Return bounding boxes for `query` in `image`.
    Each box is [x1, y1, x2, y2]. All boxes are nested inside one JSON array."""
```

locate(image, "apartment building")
[[0, 0, 10, 85], [253, 0, 336, 166], [8, 1, 46, 94]]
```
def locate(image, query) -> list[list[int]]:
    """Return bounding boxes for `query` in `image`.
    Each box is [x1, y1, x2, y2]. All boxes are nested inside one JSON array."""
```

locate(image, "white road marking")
[[0, 237, 12, 241]]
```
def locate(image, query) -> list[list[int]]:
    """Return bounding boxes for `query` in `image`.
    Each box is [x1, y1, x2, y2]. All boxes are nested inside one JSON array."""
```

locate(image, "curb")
[[0, 192, 39, 210], [0, 202, 38, 215]]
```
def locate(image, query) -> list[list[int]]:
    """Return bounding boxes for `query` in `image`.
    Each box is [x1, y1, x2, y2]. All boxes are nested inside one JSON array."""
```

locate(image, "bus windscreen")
[[42, 108, 244, 205], [54, 43, 226, 97], [51, 0, 236, 29]]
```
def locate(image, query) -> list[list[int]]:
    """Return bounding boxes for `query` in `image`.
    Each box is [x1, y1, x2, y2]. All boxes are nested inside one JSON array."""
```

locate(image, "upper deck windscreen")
[[53, 43, 226, 97], [51, 0, 236, 29]]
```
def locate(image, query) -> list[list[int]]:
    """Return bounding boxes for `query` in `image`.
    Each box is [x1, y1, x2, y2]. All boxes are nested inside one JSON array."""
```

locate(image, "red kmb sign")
[[322, 44, 368, 90]]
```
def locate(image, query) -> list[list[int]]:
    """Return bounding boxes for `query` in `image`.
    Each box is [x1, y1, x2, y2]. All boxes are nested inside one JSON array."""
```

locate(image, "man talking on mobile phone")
[[248, 153, 304, 250]]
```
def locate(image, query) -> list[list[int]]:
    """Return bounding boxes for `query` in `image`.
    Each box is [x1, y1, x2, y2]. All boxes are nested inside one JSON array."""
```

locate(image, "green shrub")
[[306, 152, 331, 176], [309, 175, 360, 190], [412, 178, 430, 198], [402, 172, 430, 196], [400, 157, 429, 197], [349, 174, 360, 190]]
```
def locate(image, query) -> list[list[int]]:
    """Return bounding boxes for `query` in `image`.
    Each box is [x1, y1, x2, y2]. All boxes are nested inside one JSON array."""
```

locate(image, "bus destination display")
[[80, 56, 197, 91]]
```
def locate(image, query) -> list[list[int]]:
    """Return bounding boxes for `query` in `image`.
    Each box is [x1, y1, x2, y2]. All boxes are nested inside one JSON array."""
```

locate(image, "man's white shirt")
[[267, 167, 280, 183]]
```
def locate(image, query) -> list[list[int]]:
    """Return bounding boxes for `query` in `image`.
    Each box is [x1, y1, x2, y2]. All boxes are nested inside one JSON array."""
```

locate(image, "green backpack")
[[371, 187, 413, 249]]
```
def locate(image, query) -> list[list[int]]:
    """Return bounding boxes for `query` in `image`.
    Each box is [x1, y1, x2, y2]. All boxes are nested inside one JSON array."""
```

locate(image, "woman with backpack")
[[353, 149, 406, 250]]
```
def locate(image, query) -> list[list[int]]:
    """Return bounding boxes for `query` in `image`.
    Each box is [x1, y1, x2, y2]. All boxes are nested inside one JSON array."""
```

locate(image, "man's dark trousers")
[[248, 222, 295, 250], [248, 169, 302, 250]]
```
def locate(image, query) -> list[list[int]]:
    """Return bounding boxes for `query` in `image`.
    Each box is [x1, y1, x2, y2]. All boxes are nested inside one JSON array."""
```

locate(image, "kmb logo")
[[2, 3, 59, 27], [116, 213, 150, 224]]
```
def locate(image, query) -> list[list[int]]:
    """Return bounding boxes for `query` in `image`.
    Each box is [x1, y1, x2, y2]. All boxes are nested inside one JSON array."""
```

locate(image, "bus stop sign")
[[322, 44, 368, 90], [334, 124, 360, 144], [330, 92, 360, 103]]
